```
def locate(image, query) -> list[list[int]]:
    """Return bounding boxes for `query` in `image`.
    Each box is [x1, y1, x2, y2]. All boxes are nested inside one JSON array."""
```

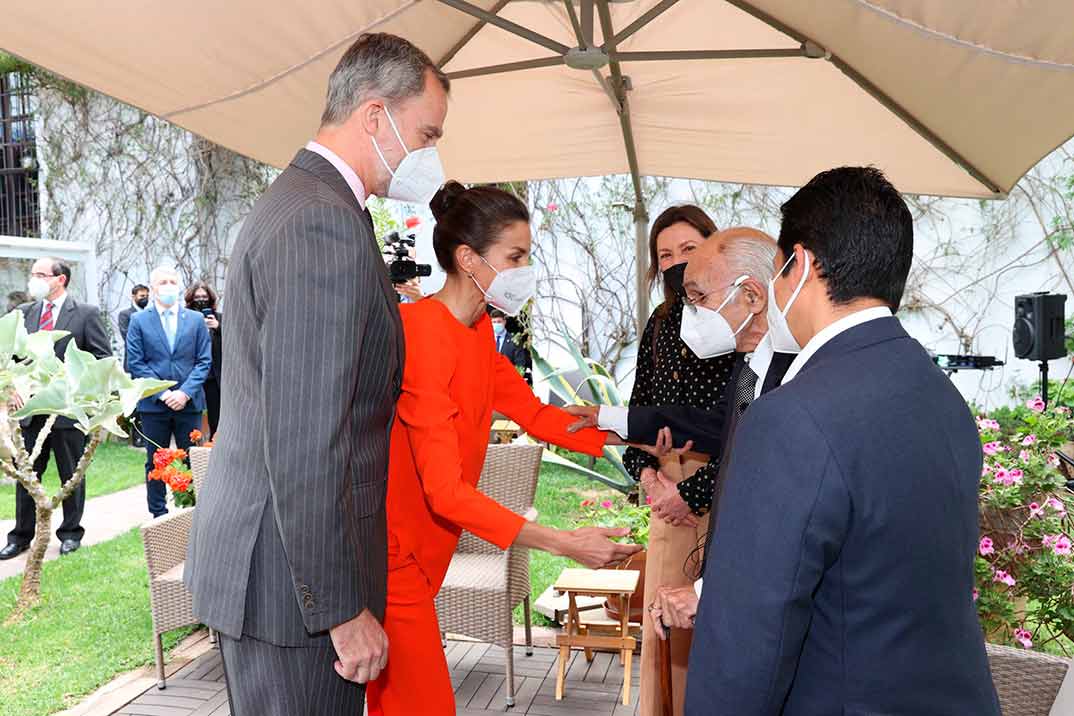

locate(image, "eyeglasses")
[[683, 275, 749, 313]]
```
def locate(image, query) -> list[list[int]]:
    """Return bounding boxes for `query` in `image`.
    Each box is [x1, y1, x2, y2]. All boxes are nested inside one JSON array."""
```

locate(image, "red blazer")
[[387, 299, 606, 591]]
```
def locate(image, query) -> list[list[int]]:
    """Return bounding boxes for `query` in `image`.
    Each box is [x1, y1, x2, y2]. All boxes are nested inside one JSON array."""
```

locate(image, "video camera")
[[383, 216, 432, 285]]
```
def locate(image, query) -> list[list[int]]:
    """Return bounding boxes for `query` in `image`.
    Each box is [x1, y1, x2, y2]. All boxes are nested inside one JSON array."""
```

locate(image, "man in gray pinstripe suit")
[[185, 34, 450, 715]]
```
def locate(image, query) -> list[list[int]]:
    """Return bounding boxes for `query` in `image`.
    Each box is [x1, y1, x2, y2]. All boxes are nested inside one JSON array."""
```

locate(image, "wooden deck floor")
[[108, 641, 641, 716]]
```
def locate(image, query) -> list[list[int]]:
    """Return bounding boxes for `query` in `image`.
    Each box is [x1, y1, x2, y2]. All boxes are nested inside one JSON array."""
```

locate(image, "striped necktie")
[[39, 302, 54, 331]]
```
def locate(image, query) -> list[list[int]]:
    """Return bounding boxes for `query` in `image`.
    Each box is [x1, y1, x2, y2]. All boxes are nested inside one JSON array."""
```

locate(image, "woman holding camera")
[[366, 182, 640, 715], [185, 282, 222, 438]]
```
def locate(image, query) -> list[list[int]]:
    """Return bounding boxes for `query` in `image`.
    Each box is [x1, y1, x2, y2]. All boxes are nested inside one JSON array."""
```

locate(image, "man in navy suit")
[[127, 266, 212, 518], [686, 167, 999, 715]]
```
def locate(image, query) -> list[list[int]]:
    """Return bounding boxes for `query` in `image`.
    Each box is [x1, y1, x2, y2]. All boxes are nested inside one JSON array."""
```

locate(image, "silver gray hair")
[[321, 33, 449, 126], [149, 266, 179, 285], [719, 229, 778, 285]]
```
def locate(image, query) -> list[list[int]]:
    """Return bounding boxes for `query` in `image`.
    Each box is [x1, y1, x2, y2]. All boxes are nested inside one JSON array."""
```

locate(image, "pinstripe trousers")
[[219, 633, 364, 715]]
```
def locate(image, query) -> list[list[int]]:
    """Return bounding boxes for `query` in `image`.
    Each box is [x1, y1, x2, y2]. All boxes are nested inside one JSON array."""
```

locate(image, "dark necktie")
[[39, 302, 54, 331], [735, 363, 759, 415], [702, 361, 761, 562]]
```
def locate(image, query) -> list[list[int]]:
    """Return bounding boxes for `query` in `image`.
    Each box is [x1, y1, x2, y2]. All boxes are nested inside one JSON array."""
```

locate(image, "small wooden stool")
[[553, 567, 640, 705]]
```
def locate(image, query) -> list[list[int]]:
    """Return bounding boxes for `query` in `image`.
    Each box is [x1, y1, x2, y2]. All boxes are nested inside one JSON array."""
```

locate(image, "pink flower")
[[979, 537, 995, 556], [1014, 628, 1034, 649], [546, 202, 559, 212], [1057, 406, 1071, 415], [981, 463, 993, 476], [1029, 503, 1046, 518], [1047, 497, 1068, 516], [993, 570, 1016, 587], [1008, 468, 1024, 484], [1021, 434, 1037, 446], [976, 417, 1001, 432], [1047, 453, 1061, 469], [993, 468, 1013, 486], [1055, 536, 1073, 556], [1026, 396, 1046, 413], [982, 442, 1001, 456], [580, 499, 594, 508], [1019, 449, 1031, 464], [600, 500, 613, 509], [1043, 534, 1059, 549], [972, 588, 979, 602]]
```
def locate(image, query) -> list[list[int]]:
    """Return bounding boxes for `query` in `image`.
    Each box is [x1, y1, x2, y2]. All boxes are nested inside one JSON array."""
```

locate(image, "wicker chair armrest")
[[986, 642, 1071, 716], [141, 508, 194, 578]]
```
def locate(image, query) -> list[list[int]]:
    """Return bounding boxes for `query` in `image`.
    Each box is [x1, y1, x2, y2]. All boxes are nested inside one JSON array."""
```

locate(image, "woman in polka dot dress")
[[630, 205, 735, 716]]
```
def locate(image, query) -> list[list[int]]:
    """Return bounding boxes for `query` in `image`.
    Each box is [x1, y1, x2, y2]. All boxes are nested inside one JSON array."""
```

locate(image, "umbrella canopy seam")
[[856, 0, 1074, 70], [161, 0, 421, 120]]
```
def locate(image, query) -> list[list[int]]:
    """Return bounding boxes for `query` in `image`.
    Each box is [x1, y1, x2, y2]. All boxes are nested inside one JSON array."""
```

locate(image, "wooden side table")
[[553, 567, 641, 705]]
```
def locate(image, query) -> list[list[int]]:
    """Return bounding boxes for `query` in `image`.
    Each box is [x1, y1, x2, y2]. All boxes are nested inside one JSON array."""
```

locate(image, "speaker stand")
[[1039, 360, 1050, 407]]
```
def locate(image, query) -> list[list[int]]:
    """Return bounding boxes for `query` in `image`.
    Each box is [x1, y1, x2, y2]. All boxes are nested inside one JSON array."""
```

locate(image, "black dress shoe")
[[59, 539, 80, 556], [0, 543, 29, 560]]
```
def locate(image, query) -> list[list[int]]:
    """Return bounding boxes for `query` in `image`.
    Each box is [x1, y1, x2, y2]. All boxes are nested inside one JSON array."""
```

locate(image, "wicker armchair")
[[435, 443, 544, 708], [189, 445, 211, 496], [140, 508, 198, 689], [987, 642, 1072, 715]]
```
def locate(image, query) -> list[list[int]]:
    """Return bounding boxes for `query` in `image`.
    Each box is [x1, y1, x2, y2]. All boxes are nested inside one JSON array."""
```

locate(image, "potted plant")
[[579, 495, 650, 621], [975, 396, 1074, 654]]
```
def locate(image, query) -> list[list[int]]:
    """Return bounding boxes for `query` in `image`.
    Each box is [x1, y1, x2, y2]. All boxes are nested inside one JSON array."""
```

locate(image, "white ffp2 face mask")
[[27, 277, 51, 301], [680, 276, 753, 359], [766, 251, 810, 353], [471, 255, 536, 317], [370, 106, 445, 204]]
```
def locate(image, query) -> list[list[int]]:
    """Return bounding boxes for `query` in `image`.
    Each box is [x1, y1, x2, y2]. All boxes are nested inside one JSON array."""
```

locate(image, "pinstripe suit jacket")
[[185, 149, 403, 646]]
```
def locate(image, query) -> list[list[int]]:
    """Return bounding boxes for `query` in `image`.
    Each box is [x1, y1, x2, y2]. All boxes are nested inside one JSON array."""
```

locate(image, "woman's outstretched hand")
[[563, 405, 599, 433], [562, 526, 643, 569]]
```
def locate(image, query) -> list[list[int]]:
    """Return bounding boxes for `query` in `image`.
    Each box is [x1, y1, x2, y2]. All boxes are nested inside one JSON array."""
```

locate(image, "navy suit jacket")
[[686, 317, 999, 716], [126, 304, 212, 414]]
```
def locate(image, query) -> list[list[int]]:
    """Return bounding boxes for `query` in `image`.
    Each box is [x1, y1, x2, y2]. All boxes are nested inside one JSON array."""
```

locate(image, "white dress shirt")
[[780, 306, 893, 386], [305, 141, 367, 210]]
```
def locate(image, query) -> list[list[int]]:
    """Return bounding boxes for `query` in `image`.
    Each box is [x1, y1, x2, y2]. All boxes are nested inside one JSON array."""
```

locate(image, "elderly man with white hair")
[[126, 265, 212, 518]]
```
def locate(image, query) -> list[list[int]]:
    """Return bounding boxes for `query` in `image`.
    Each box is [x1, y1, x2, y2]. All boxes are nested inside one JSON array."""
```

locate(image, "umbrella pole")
[[634, 200, 649, 337]]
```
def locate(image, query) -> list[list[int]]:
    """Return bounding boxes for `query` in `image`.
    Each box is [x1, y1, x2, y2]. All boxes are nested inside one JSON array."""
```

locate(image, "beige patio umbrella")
[[4, 0, 1074, 326]]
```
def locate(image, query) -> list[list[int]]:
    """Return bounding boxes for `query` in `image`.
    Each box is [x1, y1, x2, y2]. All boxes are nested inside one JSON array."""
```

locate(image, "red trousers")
[[366, 560, 455, 716]]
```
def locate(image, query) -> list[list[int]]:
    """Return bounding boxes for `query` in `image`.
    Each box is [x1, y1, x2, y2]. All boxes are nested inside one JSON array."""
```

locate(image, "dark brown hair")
[[184, 281, 219, 311], [646, 205, 717, 315], [430, 181, 530, 272]]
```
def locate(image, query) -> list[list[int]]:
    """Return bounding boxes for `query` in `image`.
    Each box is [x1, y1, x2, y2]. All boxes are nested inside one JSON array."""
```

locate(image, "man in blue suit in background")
[[127, 266, 212, 518], [686, 167, 1000, 715]]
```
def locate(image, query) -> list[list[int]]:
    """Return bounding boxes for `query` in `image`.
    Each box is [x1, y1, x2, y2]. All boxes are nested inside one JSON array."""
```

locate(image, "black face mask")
[[135, 297, 149, 309], [662, 262, 688, 299], [191, 299, 212, 311]]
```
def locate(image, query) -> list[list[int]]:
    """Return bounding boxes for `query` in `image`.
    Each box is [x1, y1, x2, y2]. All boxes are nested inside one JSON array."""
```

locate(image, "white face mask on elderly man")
[[471, 255, 536, 318], [680, 275, 753, 359], [370, 106, 446, 204], [766, 250, 811, 353]]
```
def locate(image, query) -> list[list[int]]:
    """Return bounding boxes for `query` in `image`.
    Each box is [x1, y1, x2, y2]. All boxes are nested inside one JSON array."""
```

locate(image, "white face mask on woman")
[[470, 255, 536, 317], [680, 275, 753, 359], [766, 250, 811, 353], [370, 106, 446, 204]]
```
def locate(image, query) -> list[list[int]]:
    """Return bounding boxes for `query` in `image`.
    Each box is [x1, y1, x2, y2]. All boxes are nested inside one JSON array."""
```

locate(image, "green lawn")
[[0, 441, 146, 520], [0, 527, 194, 716], [516, 458, 622, 626]]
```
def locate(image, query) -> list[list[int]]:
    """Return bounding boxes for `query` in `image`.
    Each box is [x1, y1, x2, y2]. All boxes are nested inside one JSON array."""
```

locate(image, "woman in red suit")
[[366, 182, 640, 715]]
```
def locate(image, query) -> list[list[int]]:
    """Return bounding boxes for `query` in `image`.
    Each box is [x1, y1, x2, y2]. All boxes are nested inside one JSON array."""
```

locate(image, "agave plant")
[[532, 334, 636, 494], [0, 309, 172, 616]]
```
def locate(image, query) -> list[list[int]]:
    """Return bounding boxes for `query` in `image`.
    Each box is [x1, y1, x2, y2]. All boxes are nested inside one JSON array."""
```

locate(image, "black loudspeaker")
[[1013, 293, 1067, 361]]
